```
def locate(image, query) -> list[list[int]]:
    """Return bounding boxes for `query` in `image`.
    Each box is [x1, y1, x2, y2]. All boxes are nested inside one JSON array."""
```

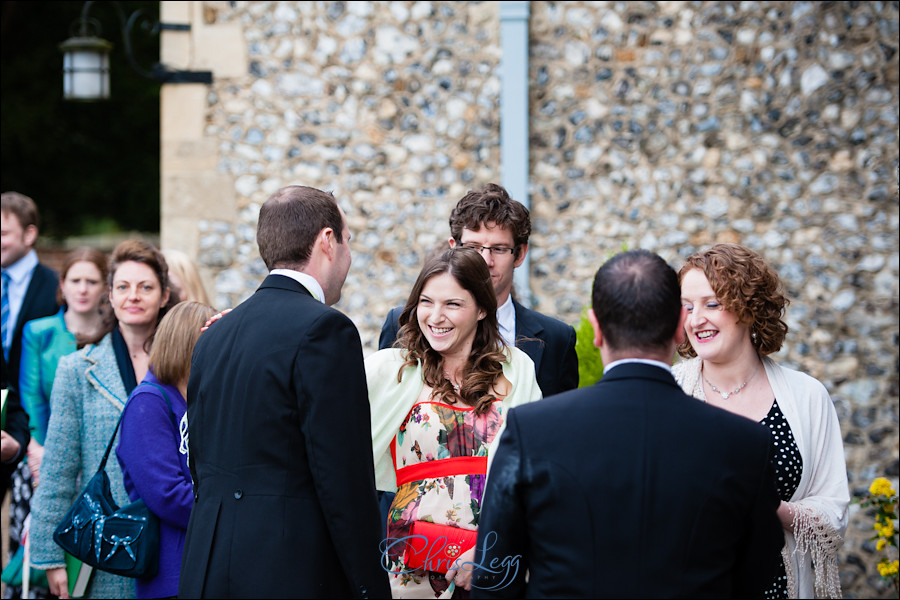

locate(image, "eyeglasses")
[[459, 243, 517, 256]]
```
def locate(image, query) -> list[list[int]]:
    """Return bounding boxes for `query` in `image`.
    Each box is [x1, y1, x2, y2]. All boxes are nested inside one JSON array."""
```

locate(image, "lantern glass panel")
[[63, 48, 110, 100]]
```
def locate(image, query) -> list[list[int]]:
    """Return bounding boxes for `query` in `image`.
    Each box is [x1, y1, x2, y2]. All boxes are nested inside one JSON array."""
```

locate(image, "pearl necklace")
[[702, 362, 760, 400]]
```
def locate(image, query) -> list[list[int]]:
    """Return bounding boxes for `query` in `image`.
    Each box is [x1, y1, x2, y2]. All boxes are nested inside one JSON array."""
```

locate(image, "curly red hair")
[[677, 243, 789, 358]]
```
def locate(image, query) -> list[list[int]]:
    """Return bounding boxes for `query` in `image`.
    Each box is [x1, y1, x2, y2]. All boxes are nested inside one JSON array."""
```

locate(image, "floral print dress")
[[385, 398, 503, 599]]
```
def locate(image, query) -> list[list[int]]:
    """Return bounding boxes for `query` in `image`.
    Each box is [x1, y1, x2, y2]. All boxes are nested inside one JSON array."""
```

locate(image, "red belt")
[[394, 456, 487, 486]]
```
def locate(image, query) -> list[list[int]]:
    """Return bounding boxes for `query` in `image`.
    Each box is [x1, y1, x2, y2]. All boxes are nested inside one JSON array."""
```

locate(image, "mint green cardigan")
[[365, 346, 543, 493]]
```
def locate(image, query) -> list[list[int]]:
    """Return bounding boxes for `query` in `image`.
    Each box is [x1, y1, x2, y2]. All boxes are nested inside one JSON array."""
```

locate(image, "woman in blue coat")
[[116, 301, 215, 599]]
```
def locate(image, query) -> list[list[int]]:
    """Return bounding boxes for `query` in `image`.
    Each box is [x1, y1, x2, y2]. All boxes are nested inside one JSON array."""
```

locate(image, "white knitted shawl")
[[673, 355, 849, 598]]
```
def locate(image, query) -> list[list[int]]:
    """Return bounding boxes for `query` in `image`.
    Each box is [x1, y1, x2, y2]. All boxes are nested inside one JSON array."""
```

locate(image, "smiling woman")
[[673, 243, 849, 599], [365, 247, 542, 598], [28, 239, 174, 599], [415, 272, 487, 373]]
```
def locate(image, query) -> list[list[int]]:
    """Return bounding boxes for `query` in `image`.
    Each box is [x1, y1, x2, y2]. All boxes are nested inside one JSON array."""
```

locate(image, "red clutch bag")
[[403, 521, 477, 574]]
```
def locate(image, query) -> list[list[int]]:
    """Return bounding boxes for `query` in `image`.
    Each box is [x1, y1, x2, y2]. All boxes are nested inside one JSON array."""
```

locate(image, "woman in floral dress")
[[367, 248, 542, 598]]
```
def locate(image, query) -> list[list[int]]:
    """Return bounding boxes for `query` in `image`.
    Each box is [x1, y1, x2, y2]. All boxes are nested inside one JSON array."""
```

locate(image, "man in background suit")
[[1, 382, 30, 494], [377, 184, 579, 536], [2, 192, 55, 501], [1, 191, 59, 391], [379, 183, 577, 397], [180, 186, 389, 599], [471, 250, 784, 598]]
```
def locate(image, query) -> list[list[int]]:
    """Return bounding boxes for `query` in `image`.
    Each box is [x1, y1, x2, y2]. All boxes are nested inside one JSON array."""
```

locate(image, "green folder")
[[65, 553, 93, 598]]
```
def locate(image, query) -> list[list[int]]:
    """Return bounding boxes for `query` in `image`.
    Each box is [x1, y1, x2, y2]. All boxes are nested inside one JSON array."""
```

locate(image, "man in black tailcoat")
[[180, 186, 389, 599]]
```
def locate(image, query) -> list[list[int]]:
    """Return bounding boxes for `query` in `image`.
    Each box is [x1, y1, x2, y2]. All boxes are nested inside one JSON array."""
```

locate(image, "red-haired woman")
[[674, 243, 849, 599]]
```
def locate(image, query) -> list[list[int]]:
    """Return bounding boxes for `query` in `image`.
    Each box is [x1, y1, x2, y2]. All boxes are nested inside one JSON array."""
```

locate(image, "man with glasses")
[[379, 183, 578, 397]]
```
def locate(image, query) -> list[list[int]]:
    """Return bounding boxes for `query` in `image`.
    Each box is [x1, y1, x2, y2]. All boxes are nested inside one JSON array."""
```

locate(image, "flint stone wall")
[[159, 2, 899, 597]]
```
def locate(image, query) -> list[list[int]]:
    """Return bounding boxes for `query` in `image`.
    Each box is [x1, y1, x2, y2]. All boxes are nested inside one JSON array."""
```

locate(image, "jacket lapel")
[[84, 336, 128, 412], [513, 299, 545, 371], [15, 266, 52, 333]]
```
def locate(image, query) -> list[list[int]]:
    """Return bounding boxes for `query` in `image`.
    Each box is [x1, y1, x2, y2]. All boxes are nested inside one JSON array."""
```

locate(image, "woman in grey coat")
[[29, 240, 173, 599]]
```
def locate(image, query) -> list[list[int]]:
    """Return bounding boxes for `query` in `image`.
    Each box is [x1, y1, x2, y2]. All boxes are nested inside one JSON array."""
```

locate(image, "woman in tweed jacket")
[[29, 240, 173, 599]]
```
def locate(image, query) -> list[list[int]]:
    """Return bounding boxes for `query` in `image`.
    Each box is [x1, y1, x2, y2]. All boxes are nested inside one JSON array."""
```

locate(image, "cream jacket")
[[366, 346, 542, 492], [674, 355, 849, 598]]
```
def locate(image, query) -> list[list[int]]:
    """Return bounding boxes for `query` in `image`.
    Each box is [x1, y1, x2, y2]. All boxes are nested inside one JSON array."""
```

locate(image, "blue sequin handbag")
[[53, 396, 161, 579]]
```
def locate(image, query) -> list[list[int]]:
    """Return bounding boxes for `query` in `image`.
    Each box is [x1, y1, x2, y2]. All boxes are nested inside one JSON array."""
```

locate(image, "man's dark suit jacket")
[[180, 275, 390, 599], [472, 363, 784, 599], [4, 262, 59, 390], [378, 298, 578, 396], [1, 383, 30, 492], [1, 261, 55, 486]]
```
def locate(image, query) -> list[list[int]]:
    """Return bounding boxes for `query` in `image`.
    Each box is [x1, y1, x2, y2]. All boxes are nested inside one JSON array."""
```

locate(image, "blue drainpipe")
[[499, 1, 532, 307]]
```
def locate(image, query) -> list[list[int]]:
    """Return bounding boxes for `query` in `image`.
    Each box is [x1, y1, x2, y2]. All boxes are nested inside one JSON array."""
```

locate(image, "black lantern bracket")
[[61, 0, 213, 100]]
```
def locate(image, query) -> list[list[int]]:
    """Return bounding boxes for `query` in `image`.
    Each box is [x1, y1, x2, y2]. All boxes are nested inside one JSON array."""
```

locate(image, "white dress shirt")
[[2, 248, 39, 350], [496, 294, 516, 347], [604, 357, 673, 375], [270, 269, 324, 303]]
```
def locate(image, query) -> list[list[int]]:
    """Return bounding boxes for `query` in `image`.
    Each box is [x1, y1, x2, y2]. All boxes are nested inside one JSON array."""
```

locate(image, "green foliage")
[[574, 241, 627, 388], [574, 307, 603, 387], [78, 216, 123, 236]]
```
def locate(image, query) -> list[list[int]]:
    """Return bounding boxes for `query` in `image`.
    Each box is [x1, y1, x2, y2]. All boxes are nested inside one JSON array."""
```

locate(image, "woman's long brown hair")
[[397, 247, 507, 415]]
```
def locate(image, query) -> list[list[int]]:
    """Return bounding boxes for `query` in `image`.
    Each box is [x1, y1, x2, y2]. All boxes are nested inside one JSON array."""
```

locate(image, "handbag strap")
[[96, 382, 179, 472], [140, 381, 179, 431]]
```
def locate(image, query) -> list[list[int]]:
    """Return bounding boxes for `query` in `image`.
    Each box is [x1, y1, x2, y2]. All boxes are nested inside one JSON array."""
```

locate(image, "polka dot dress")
[[760, 399, 803, 600]]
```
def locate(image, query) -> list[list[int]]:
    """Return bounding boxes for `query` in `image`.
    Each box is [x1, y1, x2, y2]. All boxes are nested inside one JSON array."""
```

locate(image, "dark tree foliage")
[[1, 1, 160, 240]]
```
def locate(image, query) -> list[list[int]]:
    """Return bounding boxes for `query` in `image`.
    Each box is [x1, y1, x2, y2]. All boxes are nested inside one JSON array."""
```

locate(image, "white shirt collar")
[[2, 249, 40, 353], [270, 269, 325, 303], [496, 294, 516, 347], [5, 249, 38, 285], [604, 358, 673, 375]]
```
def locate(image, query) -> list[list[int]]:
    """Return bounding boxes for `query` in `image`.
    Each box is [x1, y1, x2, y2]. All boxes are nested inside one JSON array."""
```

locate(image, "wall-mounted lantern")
[[60, 1, 213, 101]]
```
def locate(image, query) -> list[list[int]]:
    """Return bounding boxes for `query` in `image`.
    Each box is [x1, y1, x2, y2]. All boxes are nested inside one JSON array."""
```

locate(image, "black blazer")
[[180, 275, 390, 599], [1, 383, 30, 492], [1, 262, 55, 484], [5, 262, 59, 389], [472, 363, 784, 598], [378, 298, 578, 396]]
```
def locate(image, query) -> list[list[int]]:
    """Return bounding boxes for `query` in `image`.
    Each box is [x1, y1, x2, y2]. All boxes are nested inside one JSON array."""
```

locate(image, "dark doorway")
[[1, 1, 160, 241]]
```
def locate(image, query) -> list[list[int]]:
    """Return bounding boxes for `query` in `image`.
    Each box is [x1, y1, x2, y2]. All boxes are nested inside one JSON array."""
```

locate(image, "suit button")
[[234, 489, 243, 499]]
